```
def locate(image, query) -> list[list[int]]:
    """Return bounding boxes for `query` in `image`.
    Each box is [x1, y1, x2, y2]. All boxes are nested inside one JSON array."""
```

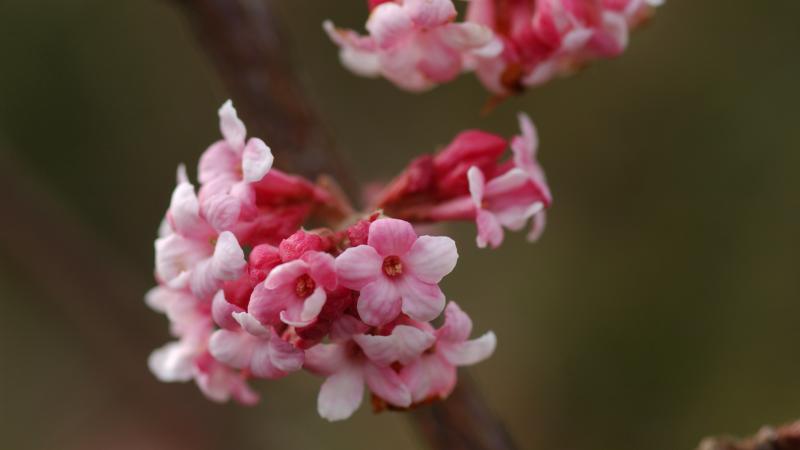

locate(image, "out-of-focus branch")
[[698, 420, 800, 450], [411, 375, 518, 450], [173, 0, 356, 199]]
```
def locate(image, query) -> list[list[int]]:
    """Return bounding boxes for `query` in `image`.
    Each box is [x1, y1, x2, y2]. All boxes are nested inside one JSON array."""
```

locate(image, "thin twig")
[[698, 420, 800, 450]]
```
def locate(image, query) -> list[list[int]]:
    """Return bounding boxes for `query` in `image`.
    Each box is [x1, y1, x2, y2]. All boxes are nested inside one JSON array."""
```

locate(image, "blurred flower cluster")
[[147, 101, 533, 420], [325, 0, 662, 94]]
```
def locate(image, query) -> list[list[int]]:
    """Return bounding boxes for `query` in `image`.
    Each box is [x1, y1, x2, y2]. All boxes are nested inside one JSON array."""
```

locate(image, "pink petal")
[[218, 100, 246, 151], [368, 218, 418, 257], [512, 112, 539, 171], [208, 329, 255, 369], [354, 325, 435, 367], [232, 311, 270, 337], [527, 210, 547, 242], [250, 330, 304, 378], [323, 21, 382, 77], [279, 301, 307, 327], [494, 201, 543, 231], [154, 234, 209, 286], [318, 368, 365, 421], [248, 282, 292, 326], [357, 278, 402, 326], [437, 301, 472, 342], [241, 137, 273, 183], [335, 245, 382, 290], [439, 331, 496, 366], [330, 315, 371, 342], [202, 193, 241, 232], [405, 235, 458, 284], [366, 2, 413, 49], [364, 363, 411, 408], [279, 286, 326, 327], [467, 166, 486, 207], [437, 22, 496, 50], [211, 289, 244, 331], [211, 231, 246, 281], [265, 259, 308, 290], [400, 354, 456, 402], [145, 286, 172, 313], [475, 209, 504, 249], [168, 181, 205, 237], [198, 141, 239, 185], [397, 276, 445, 322], [300, 286, 327, 322], [148, 341, 196, 382], [189, 259, 219, 299], [305, 251, 338, 290], [415, 32, 463, 82], [304, 342, 349, 375], [405, 0, 456, 28], [267, 328, 304, 372]]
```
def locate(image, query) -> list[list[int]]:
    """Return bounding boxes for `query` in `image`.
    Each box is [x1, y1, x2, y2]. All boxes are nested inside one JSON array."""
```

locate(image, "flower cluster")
[[325, 0, 662, 94], [148, 101, 497, 420], [375, 113, 551, 249]]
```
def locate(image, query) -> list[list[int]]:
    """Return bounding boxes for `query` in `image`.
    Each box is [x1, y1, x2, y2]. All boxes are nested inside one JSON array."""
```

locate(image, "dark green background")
[[1, 1, 799, 449]]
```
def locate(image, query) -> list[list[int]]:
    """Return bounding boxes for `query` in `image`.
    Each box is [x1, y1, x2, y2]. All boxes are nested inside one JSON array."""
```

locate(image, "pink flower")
[[194, 351, 260, 405], [209, 312, 304, 379], [304, 324, 435, 421], [466, 0, 662, 94], [335, 218, 457, 326], [155, 229, 247, 300], [155, 171, 248, 299], [198, 100, 274, 231], [324, 0, 501, 92], [400, 302, 496, 403], [467, 113, 551, 248], [248, 250, 337, 327]]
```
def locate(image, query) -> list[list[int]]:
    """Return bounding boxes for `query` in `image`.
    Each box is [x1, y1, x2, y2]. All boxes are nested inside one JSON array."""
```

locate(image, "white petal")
[[439, 331, 496, 366], [242, 138, 273, 183], [208, 329, 255, 369], [211, 231, 246, 281], [318, 368, 365, 421], [218, 100, 246, 150], [354, 325, 435, 367]]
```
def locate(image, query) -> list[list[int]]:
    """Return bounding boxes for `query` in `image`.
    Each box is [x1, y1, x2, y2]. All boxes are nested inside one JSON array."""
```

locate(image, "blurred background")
[[1, 1, 799, 449]]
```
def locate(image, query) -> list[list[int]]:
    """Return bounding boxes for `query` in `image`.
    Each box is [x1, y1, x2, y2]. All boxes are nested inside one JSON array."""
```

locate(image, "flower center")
[[382, 255, 403, 278], [295, 274, 316, 298]]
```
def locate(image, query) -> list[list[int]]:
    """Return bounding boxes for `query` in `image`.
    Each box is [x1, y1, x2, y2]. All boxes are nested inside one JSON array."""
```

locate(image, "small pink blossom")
[[336, 218, 457, 326], [194, 351, 260, 405], [155, 228, 246, 300], [248, 250, 337, 327], [400, 302, 496, 403], [466, 0, 663, 94], [324, 0, 501, 92], [198, 100, 274, 231], [304, 324, 435, 421], [209, 312, 304, 379], [155, 171, 247, 299], [467, 119, 552, 248]]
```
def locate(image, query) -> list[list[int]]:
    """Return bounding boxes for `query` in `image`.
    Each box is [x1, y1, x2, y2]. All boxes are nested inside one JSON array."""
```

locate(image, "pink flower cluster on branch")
[[324, 0, 662, 94], [374, 112, 552, 248], [148, 101, 496, 420]]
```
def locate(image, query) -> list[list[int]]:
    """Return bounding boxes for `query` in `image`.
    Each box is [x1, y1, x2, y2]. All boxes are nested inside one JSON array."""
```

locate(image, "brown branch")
[[172, 0, 356, 199], [698, 420, 800, 450], [411, 375, 518, 450]]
